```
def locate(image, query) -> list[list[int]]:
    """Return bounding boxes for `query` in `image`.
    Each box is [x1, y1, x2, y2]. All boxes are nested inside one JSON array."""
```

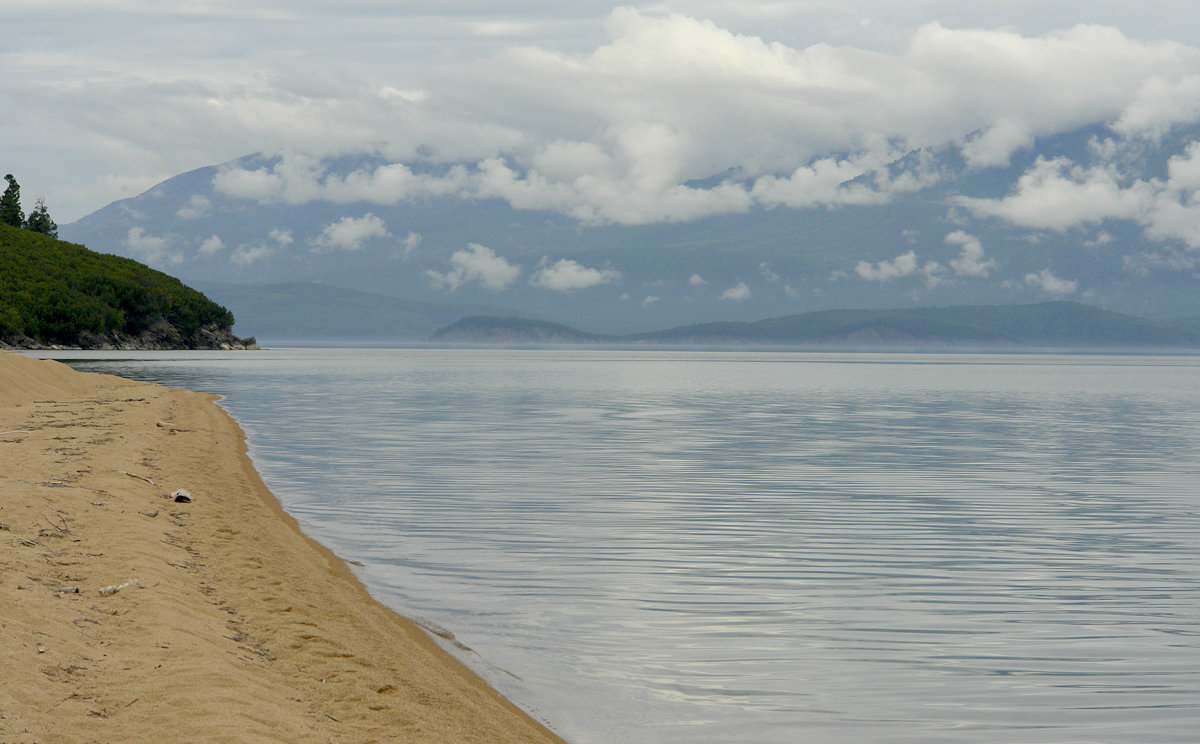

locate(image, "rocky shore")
[[1, 321, 257, 351]]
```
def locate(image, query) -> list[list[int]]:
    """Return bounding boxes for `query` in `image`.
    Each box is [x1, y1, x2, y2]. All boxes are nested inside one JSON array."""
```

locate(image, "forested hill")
[[432, 303, 1200, 349], [0, 224, 254, 350]]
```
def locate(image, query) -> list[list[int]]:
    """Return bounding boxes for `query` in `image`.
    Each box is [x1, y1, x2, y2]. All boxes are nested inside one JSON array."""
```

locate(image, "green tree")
[[0, 174, 23, 228], [24, 196, 58, 238]]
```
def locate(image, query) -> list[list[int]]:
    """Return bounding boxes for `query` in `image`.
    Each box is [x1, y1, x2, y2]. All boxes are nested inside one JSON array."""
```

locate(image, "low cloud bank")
[[196, 11, 1200, 237]]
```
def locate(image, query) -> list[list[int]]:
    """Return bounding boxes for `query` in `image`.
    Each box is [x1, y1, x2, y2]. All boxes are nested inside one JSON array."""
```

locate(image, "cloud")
[[921, 261, 948, 289], [231, 242, 273, 266], [177, 194, 211, 219], [161, 12, 1200, 229], [855, 249, 950, 288], [124, 227, 182, 266], [952, 156, 1154, 231], [530, 258, 620, 291], [1024, 268, 1078, 295], [855, 251, 919, 281], [472, 150, 754, 225], [688, 273, 707, 286], [400, 231, 422, 256], [944, 231, 996, 277], [427, 243, 520, 291], [312, 213, 390, 252], [953, 141, 1200, 250], [1141, 142, 1200, 247], [720, 281, 751, 301], [212, 155, 325, 204], [198, 234, 224, 256], [229, 228, 294, 266], [268, 228, 293, 246], [643, 295, 660, 306], [14, 5, 1200, 226], [212, 153, 475, 207], [1123, 248, 1200, 275], [959, 120, 1036, 168], [750, 149, 942, 208], [1113, 75, 1200, 138]]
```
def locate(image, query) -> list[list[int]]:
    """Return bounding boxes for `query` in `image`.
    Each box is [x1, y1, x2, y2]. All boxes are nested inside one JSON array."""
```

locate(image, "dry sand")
[[0, 352, 567, 743]]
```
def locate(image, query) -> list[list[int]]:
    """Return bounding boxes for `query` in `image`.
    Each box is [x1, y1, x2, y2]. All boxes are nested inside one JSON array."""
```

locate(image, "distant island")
[[1, 224, 254, 350], [431, 303, 1200, 349]]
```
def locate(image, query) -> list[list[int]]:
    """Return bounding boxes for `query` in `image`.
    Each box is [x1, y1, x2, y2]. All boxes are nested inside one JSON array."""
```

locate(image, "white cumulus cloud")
[[177, 194, 211, 219], [228, 228, 294, 266], [953, 157, 1154, 231], [312, 213, 390, 252], [427, 243, 520, 291], [1024, 268, 1078, 295], [177, 12, 1200, 228], [268, 228, 294, 246], [720, 281, 752, 301], [530, 258, 620, 292], [953, 140, 1200, 252], [124, 227, 181, 266], [400, 231, 422, 256], [231, 243, 273, 266], [945, 231, 997, 277], [855, 251, 919, 281], [198, 234, 224, 256], [15, 5, 1200, 224]]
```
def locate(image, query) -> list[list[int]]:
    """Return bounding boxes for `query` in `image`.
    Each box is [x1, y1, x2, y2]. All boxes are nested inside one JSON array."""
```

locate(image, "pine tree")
[[0, 174, 23, 227], [25, 196, 58, 238]]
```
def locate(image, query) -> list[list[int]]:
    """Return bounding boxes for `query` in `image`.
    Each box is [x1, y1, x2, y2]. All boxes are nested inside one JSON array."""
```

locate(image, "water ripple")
[[62, 349, 1200, 744]]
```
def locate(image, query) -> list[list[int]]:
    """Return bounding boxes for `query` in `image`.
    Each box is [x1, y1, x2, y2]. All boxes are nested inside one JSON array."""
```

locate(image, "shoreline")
[[0, 352, 565, 742]]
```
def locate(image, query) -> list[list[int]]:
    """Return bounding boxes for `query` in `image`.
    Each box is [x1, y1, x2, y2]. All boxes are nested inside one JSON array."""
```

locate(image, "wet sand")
[[0, 352, 566, 743]]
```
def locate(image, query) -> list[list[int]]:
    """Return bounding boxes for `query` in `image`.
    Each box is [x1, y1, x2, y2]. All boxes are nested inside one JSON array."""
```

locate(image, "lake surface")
[[48, 349, 1200, 743]]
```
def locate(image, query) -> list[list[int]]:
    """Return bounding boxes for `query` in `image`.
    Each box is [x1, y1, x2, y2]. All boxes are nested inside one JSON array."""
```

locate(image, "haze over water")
[[59, 349, 1200, 743]]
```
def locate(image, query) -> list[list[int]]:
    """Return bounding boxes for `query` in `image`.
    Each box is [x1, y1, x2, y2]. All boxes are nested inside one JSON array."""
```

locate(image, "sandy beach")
[[0, 352, 566, 743]]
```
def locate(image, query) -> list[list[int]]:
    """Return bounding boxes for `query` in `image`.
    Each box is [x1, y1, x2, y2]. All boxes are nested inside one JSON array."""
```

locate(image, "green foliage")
[[0, 224, 234, 345], [24, 197, 57, 238], [0, 174, 23, 228]]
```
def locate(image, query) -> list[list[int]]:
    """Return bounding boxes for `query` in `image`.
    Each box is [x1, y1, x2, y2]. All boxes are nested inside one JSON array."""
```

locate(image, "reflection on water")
[[53, 349, 1200, 744]]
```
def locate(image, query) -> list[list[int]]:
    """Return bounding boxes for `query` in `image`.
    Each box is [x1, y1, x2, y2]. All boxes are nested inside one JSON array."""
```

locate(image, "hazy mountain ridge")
[[59, 123, 1200, 336], [197, 281, 513, 343], [433, 302, 1200, 349]]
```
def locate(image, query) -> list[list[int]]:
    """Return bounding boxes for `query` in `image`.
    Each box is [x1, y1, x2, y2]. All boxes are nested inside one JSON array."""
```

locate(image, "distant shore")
[[0, 352, 563, 743]]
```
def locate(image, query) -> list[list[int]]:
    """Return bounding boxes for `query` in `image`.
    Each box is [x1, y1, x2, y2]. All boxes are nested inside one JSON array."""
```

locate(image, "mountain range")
[[431, 302, 1200, 349], [59, 123, 1200, 342]]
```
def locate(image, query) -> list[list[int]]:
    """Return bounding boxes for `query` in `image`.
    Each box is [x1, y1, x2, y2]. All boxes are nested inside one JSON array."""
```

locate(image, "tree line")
[[1, 222, 235, 345], [1, 174, 58, 238]]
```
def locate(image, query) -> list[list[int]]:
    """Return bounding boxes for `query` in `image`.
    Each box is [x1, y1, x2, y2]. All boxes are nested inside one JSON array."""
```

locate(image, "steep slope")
[[0, 224, 252, 349]]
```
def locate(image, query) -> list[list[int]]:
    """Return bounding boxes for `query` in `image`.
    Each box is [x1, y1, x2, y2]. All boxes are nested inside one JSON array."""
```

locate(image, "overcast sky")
[[5, 1, 1200, 222]]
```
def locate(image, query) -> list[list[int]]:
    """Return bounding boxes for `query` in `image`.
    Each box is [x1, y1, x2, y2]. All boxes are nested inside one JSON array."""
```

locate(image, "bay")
[[48, 349, 1200, 743]]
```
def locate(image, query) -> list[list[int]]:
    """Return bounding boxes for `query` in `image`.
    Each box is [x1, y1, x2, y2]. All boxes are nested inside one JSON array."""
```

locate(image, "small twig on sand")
[[116, 470, 156, 486], [45, 513, 72, 534]]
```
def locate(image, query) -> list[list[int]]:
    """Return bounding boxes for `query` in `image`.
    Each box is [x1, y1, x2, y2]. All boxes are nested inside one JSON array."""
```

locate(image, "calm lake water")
[[46, 349, 1200, 743]]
